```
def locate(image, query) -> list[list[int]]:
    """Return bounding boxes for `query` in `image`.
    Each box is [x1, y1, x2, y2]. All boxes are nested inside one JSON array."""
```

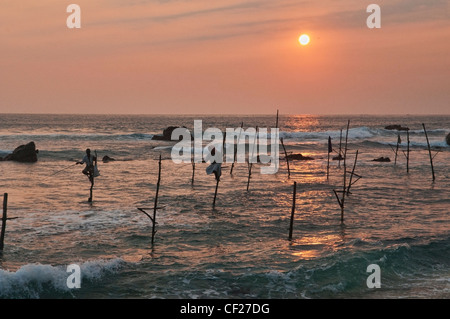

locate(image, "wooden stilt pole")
[[343, 123, 349, 164], [406, 129, 410, 173], [346, 150, 359, 196], [422, 123, 435, 181], [276, 109, 279, 130], [212, 177, 220, 209], [276, 110, 290, 177], [191, 161, 195, 185], [246, 155, 253, 191], [212, 133, 227, 207], [333, 121, 350, 223], [338, 129, 343, 168], [230, 122, 243, 175], [136, 154, 163, 246], [340, 121, 350, 222], [327, 152, 330, 180], [280, 138, 291, 178], [246, 126, 258, 191], [88, 151, 97, 203], [89, 178, 94, 202], [0, 193, 8, 251], [288, 182, 297, 241], [394, 134, 400, 166], [327, 136, 331, 180], [333, 189, 343, 219], [152, 154, 162, 245]]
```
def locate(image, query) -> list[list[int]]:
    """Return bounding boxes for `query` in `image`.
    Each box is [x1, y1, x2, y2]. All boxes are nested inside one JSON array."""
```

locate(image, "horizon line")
[[1, 112, 450, 117]]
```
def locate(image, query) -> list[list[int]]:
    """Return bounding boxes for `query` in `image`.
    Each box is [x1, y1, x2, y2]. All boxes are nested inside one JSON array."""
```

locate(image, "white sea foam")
[[0, 258, 124, 298], [279, 127, 379, 141], [152, 146, 173, 150]]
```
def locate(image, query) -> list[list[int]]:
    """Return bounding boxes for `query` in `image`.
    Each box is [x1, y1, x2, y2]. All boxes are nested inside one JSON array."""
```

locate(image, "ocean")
[[0, 113, 449, 299]]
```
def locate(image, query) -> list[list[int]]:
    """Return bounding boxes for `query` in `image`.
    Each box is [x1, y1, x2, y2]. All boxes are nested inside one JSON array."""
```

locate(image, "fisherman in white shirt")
[[205, 146, 222, 182], [76, 148, 96, 181]]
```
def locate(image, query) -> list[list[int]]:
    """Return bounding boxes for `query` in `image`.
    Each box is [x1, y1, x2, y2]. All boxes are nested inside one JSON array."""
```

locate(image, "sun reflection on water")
[[289, 234, 343, 260], [282, 115, 321, 132]]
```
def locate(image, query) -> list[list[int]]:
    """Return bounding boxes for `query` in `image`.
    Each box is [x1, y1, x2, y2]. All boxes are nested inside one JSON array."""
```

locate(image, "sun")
[[299, 34, 310, 46]]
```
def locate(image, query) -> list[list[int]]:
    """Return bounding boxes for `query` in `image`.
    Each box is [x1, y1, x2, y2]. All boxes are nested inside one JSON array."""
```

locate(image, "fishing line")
[[43, 162, 78, 180]]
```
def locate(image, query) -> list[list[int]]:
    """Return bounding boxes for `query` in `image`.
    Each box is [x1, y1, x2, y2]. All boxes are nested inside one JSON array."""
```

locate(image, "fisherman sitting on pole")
[[76, 148, 96, 182], [205, 146, 222, 182]]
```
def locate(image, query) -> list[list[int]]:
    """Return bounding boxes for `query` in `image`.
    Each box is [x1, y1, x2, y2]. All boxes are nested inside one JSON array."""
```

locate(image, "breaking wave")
[[0, 258, 125, 298]]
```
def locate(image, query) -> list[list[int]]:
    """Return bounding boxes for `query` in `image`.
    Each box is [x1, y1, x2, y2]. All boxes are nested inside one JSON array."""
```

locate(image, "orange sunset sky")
[[0, 0, 449, 115]]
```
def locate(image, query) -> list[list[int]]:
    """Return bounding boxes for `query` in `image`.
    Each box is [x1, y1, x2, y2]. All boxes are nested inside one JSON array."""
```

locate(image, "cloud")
[[92, 0, 266, 26], [383, 0, 449, 24], [151, 1, 265, 22]]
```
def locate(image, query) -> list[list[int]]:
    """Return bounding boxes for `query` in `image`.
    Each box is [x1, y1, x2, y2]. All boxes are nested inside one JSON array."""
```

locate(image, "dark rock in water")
[[2, 142, 39, 163], [151, 126, 191, 141], [332, 154, 344, 161], [446, 133, 450, 146], [385, 125, 409, 131], [286, 153, 314, 161], [372, 157, 391, 162], [102, 155, 115, 163]]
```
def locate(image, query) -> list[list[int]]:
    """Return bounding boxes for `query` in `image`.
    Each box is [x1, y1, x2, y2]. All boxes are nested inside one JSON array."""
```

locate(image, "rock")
[[2, 142, 39, 163], [446, 133, 450, 146], [151, 126, 190, 141], [286, 153, 314, 161], [372, 157, 391, 162], [385, 125, 409, 131], [332, 154, 344, 161], [102, 155, 115, 163]]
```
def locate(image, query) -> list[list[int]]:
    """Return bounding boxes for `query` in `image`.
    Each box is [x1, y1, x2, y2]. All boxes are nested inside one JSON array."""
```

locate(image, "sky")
[[0, 0, 449, 115]]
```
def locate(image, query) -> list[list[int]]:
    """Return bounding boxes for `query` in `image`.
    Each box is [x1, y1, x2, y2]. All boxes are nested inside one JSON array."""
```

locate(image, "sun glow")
[[299, 34, 310, 46]]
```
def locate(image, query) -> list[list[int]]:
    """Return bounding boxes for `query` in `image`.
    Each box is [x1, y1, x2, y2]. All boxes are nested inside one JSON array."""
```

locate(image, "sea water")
[[0, 114, 449, 299]]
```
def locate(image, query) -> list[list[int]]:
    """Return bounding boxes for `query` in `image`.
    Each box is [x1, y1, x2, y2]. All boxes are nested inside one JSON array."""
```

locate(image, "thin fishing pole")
[[44, 162, 78, 180]]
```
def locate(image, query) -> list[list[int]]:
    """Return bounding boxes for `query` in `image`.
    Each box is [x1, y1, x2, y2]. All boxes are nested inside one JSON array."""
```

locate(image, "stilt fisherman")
[[76, 148, 97, 182]]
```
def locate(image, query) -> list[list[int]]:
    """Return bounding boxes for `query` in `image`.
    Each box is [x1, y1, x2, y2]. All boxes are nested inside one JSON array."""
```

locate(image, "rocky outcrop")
[[151, 126, 191, 141], [1, 142, 39, 163], [446, 133, 450, 146], [372, 157, 390, 162], [102, 155, 115, 163], [385, 125, 409, 131], [286, 153, 314, 161]]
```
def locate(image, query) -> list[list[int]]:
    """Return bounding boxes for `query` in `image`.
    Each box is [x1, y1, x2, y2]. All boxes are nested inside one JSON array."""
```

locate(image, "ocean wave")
[[280, 126, 378, 140], [0, 258, 125, 298], [408, 128, 448, 135], [280, 127, 449, 141], [155, 236, 450, 299], [228, 236, 450, 298], [1, 127, 447, 146], [298, 236, 450, 298], [358, 140, 449, 149]]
